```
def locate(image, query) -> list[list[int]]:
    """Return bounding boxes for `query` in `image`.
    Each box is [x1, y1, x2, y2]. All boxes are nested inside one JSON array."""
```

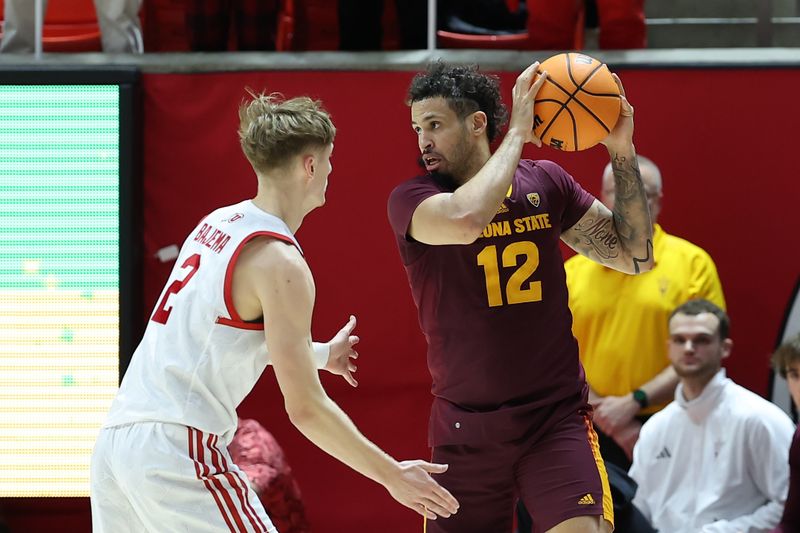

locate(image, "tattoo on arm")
[[609, 154, 642, 240], [632, 238, 654, 274], [611, 154, 653, 271], [611, 154, 640, 202], [570, 154, 654, 271], [570, 216, 620, 261]]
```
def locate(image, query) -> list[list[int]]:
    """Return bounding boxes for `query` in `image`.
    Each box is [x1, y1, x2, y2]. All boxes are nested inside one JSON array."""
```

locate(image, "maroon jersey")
[[388, 159, 595, 446], [775, 425, 800, 533]]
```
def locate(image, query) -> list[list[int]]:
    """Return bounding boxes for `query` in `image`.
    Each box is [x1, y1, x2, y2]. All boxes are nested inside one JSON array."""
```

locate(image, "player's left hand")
[[600, 73, 634, 151], [323, 315, 360, 387], [593, 393, 640, 436]]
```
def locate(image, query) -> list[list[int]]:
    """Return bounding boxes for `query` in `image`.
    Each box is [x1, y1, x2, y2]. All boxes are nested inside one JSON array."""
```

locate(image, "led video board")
[[0, 70, 139, 497]]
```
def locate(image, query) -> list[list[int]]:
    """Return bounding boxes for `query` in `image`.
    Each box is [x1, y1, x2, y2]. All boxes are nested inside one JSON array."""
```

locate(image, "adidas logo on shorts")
[[577, 493, 595, 505]]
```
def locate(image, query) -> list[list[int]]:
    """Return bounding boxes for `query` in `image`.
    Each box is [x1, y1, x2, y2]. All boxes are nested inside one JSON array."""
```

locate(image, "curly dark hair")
[[407, 61, 509, 143]]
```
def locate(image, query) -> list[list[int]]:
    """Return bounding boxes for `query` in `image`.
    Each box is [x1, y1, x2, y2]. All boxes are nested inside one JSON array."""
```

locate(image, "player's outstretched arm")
[[561, 74, 654, 274], [245, 241, 459, 520], [408, 63, 548, 246]]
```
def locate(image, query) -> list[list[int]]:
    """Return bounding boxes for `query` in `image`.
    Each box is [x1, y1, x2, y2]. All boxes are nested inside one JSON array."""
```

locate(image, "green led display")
[[0, 85, 120, 497]]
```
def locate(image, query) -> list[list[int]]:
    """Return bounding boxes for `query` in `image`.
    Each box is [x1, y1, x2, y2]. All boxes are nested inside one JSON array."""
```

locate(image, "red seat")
[[0, 0, 102, 52], [437, 29, 530, 50], [436, 0, 585, 50]]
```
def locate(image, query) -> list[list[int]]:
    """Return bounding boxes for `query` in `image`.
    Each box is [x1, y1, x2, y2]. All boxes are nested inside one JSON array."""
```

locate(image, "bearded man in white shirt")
[[629, 298, 794, 533]]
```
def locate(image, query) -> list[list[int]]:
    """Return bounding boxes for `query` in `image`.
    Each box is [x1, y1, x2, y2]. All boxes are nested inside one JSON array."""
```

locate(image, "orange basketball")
[[533, 53, 621, 152]]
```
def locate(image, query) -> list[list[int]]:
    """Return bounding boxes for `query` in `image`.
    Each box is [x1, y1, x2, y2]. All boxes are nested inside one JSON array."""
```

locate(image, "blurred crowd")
[[0, 0, 646, 54]]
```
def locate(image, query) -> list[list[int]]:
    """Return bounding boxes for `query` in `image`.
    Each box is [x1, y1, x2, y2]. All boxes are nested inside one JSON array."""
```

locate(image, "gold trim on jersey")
[[585, 417, 615, 528]]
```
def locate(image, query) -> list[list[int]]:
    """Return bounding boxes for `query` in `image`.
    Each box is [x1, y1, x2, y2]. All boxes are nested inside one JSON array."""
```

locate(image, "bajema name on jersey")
[[193, 223, 231, 253]]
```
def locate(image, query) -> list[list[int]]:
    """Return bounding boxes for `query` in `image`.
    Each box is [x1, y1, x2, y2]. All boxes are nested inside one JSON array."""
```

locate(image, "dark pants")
[[186, 0, 279, 51], [338, 0, 428, 50]]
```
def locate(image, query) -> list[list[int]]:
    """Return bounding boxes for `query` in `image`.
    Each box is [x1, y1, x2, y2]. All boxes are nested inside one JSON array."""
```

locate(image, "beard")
[[416, 127, 474, 185]]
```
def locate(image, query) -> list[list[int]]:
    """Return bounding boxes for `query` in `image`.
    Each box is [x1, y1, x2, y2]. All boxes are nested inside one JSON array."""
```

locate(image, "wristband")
[[312, 342, 330, 369]]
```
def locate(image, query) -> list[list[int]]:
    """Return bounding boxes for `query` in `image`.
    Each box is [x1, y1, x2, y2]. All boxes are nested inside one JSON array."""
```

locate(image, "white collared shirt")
[[629, 369, 794, 533]]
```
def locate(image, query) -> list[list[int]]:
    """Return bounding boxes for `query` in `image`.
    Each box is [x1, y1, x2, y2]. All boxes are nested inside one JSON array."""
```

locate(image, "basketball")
[[533, 53, 621, 152]]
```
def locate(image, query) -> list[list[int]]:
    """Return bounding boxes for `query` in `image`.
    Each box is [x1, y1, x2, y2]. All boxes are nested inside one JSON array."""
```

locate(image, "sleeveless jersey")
[[388, 160, 595, 446], [104, 200, 300, 443]]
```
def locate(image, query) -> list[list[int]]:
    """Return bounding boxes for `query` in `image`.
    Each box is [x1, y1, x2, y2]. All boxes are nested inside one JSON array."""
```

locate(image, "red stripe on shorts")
[[203, 432, 249, 532], [188, 427, 237, 532], [208, 434, 265, 531], [212, 435, 270, 531]]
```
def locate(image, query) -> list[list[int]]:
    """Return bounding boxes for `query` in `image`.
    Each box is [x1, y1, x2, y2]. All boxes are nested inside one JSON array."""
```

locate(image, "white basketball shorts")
[[91, 421, 276, 532]]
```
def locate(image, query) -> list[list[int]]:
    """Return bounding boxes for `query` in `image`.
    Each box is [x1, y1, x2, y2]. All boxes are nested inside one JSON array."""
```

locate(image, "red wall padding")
[[5, 67, 799, 532]]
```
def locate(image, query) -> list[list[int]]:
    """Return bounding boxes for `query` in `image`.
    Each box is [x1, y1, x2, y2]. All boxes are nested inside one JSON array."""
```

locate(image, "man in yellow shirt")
[[564, 155, 725, 469]]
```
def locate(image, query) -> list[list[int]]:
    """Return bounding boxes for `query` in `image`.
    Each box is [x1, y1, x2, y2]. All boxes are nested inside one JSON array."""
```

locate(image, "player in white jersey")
[[91, 93, 460, 532]]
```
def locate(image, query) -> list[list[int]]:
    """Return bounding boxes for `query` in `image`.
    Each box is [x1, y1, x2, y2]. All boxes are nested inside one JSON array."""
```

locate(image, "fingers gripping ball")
[[533, 53, 621, 151]]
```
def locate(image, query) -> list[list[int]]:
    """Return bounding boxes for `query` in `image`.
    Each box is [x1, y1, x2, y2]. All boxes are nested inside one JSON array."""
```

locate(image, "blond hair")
[[238, 91, 335, 174], [772, 333, 800, 378]]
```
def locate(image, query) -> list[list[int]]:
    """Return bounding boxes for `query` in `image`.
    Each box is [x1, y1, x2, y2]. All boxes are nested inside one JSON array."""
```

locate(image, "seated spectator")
[[229, 418, 310, 533], [629, 299, 794, 533], [0, 0, 143, 53], [771, 334, 800, 533]]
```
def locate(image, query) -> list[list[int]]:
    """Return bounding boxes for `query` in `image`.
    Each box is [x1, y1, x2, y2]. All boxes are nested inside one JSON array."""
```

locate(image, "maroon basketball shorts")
[[425, 404, 613, 533]]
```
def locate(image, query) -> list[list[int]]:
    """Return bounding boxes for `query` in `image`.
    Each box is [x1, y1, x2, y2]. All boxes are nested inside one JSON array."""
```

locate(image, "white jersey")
[[629, 369, 794, 533], [104, 200, 301, 443]]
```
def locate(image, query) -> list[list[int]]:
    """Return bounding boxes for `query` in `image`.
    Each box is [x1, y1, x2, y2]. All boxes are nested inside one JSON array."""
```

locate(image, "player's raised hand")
[[384, 460, 460, 520], [323, 315, 359, 387], [600, 73, 635, 150], [509, 61, 548, 146]]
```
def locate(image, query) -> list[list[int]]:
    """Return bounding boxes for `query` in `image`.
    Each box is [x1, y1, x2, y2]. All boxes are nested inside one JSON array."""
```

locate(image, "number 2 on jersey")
[[151, 253, 201, 324], [476, 241, 542, 307]]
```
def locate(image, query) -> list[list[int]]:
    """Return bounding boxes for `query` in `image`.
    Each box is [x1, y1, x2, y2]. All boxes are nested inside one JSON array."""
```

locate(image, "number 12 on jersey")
[[476, 241, 542, 307]]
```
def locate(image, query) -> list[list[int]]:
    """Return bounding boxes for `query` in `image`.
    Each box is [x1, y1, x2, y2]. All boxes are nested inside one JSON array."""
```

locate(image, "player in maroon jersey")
[[771, 334, 800, 533], [387, 61, 653, 532]]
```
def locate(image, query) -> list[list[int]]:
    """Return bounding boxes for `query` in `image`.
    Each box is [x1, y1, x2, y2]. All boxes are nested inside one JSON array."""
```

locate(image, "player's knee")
[[545, 515, 611, 533], [584, 517, 613, 533]]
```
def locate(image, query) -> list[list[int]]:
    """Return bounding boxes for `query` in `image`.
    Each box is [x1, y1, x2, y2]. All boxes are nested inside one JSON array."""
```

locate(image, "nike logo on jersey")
[[577, 493, 595, 505]]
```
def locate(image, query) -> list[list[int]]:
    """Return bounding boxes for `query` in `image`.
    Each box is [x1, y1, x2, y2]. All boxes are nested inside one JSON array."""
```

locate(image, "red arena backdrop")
[[140, 67, 800, 533], [5, 66, 800, 531]]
